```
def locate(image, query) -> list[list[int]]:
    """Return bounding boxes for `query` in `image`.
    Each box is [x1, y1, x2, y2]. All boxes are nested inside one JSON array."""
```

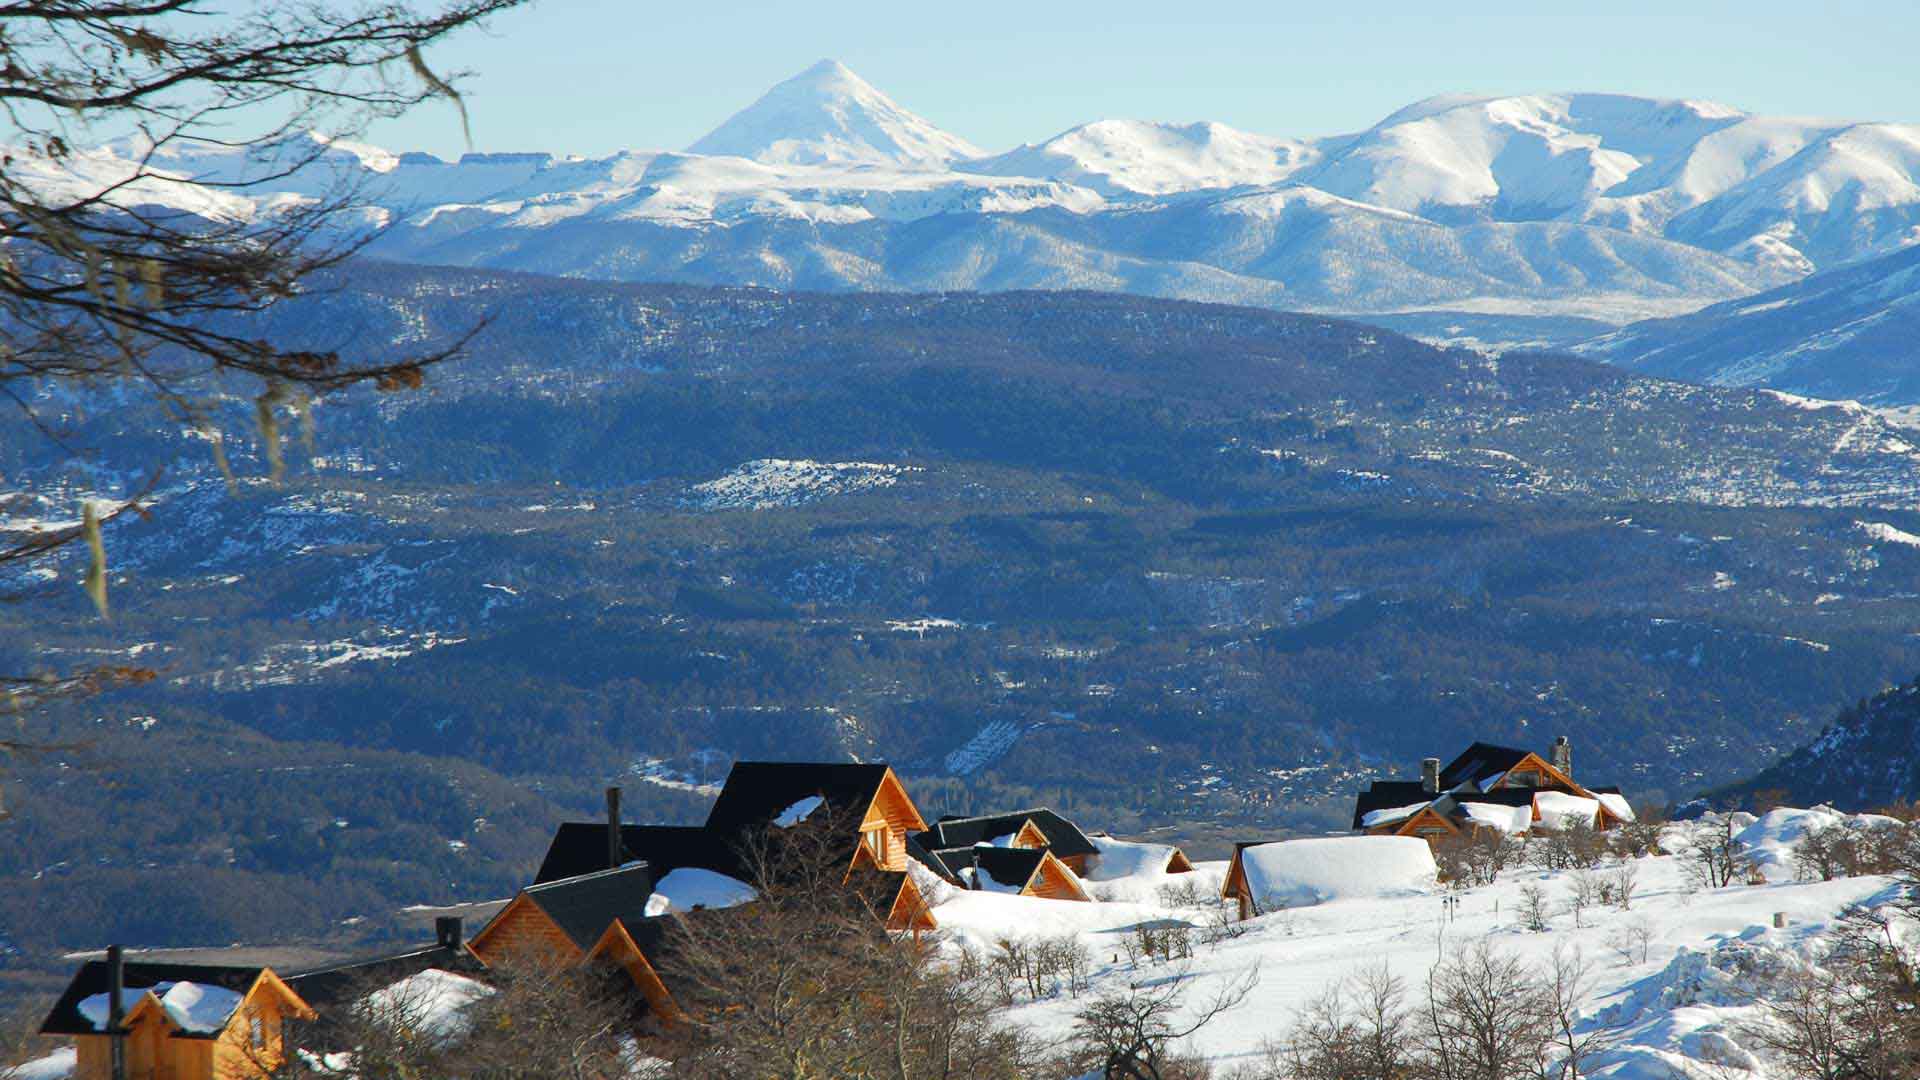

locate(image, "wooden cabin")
[[922, 845, 1091, 901], [914, 808, 1100, 874], [41, 958, 316, 1080], [1352, 738, 1634, 843], [703, 761, 929, 874], [468, 863, 680, 1022]]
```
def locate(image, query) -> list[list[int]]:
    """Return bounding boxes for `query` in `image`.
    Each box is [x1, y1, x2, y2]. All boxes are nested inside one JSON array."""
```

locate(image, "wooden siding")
[[857, 768, 929, 872], [1166, 849, 1196, 874], [470, 894, 585, 969], [886, 875, 938, 934], [1023, 852, 1090, 902], [1011, 820, 1051, 850], [70, 970, 313, 1080], [587, 921, 680, 1024], [1394, 807, 1462, 842]]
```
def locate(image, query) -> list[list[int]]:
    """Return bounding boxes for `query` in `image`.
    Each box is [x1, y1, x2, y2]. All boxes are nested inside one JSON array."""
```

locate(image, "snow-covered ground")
[[684, 459, 920, 510], [11, 809, 1905, 1080], [929, 810, 1909, 1078]]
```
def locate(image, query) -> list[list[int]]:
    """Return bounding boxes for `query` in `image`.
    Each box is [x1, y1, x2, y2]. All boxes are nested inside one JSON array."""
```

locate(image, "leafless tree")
[[1517, 883, 1551, 932], [1679, 818, 1756, 891], [658, 812, 1037, 1079], [1069, 962, 1259, 1080], [1603, 860, 1639, 912], [1418, 940, 1548, 1080], [1606, 918, 1653, 966], [1536, 944, 1615, 1080], [1271, 962, 1414, 1080], [0, 0, 520, 721], [1434, 832, 1524, 888], [1565, 870, 1602, 928]]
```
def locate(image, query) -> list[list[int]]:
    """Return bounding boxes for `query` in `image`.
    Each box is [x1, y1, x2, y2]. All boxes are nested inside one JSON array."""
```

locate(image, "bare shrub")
[[1418, 940, 1549, 1080], [1068, 962, 1258, 1080], [1680, 818, 1757, 891], [1604, 860, 1641, 911], [1607, 918, 1654, 966], [658, 810, 1041, 1078], [1566, 869, 1603, 928], [1518, 883, 1552, 932], [1434, 832, 1524, 887]]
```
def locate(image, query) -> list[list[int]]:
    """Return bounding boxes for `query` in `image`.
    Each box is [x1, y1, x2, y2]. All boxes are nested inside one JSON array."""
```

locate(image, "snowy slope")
[[1577, 241, 1920, 402], [961, 119, 1317, 197], [931, 810, 1910, 1077], [688, 59, 983, 169]]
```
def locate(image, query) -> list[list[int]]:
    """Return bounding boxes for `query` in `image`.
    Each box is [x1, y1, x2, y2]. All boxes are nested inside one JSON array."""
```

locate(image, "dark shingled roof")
[[284, 942, 485, 1017], [703, 761, 894, 834], [535, 823, 749, 886], [284, 943, 486, 1052], [917, 808, 1097, 859], [521, 863, 658, 951], [1438, 742, 1533, 790], [41, 961, 265, 1038], [844, 867, 914, 917], [904, 832, 959, 884], [1351, 780, 1435, 831], [965, 846, 1048, 890]]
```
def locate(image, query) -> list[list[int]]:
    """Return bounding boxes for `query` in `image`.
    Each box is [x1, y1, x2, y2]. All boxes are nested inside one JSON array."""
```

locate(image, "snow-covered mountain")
[[687, 58, 983, 169], [1577, 242, 1920, 403], [960, 119, 1316, 197], [35, 64, 1920, 325]]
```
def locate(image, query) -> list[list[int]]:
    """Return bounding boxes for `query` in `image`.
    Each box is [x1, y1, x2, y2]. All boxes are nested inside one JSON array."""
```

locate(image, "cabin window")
[[250, 1015, 266, 1049], [1416, 826, 1449, 838], [865, 827, 889, 863]]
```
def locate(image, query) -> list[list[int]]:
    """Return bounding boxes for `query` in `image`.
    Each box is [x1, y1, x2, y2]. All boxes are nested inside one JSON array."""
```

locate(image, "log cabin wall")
[[859, 771, 927, 872], [471, 897, 584, 969], [1026, 854, 1090, 902]]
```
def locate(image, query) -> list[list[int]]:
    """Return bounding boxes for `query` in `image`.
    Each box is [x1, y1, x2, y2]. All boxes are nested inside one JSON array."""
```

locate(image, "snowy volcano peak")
[[687, 59, 983, 169]]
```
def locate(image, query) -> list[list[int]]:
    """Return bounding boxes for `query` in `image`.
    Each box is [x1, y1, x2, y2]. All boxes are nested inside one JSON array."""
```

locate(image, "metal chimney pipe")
[[107, 944, 126, 1080], [606, 786, 623, 870], [435, 916, 462, 949]]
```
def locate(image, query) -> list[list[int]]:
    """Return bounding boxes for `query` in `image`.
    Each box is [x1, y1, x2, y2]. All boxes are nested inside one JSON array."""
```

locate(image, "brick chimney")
[[1551, 736, 1572, 777], [1421, 758, 1441, 794]]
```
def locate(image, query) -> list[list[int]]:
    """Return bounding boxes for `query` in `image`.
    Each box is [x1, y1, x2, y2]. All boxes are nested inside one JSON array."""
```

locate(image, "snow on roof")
[[1533, 791, 1601, 831], [1360, 801, 1431, 828], [650, 867, 757, 912], [1083, 835, 1182, 882], [360, 969, 493, 1041], [772, 795, 824, 828], [78, 981, 245, 1035], [1595, 792, 1635, 823], [1458, 801, 1532, 834], [1237, 836, 1437, 909]]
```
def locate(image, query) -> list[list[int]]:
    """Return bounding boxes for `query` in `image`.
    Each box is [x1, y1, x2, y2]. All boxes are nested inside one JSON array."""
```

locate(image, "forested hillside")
[[6, 266, 1920, 990]]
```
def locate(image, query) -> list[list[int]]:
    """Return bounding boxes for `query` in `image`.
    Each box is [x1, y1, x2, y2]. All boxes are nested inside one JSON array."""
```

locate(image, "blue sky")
[[371, 0, 1919, 159]]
